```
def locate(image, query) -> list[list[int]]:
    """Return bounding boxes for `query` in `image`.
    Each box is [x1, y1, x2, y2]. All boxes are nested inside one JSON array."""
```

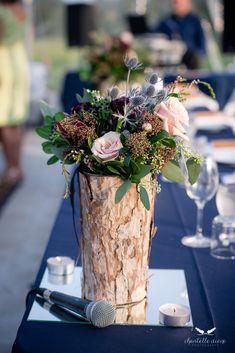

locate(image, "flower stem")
[[126, 69, 131, 97], [195, 201, 205, 238]]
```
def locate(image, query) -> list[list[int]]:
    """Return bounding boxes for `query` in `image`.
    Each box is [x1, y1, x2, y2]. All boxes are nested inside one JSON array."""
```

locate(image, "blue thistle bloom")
[[109, 86, 119, 99], [131, 95, 145, 107], [149, 73, 159, 84], [143, 84, 156, 97], [124, 56, 142, 70]]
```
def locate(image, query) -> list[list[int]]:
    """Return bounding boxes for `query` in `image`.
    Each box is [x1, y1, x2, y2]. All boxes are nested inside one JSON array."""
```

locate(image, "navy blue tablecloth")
[[12, 155, 235, 352]]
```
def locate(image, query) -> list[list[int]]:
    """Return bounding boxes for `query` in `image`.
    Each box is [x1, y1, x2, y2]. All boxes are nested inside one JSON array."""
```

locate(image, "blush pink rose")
[[155, 97, 189, 140], [91, 131, 123, 161]]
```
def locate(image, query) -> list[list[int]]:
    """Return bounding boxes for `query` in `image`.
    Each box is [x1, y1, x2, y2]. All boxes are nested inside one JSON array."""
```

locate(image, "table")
[[12, 135, 235, 353]]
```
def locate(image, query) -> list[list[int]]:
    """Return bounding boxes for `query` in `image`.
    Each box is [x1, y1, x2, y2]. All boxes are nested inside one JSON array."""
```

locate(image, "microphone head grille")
[[86, 300, 116, 328]]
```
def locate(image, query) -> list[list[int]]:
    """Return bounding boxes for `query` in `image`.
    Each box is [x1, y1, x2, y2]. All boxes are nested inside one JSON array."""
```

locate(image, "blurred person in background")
[[153, 0, 206, 69], [0, 0, 28, 189]]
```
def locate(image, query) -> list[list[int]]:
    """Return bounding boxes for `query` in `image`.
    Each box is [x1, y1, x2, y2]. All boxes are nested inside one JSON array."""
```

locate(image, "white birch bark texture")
[[78, 173, 156, 323]]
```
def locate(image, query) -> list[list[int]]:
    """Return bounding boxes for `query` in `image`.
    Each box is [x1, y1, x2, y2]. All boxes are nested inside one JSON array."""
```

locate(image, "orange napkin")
[[212, 139, 235, 148], [195, 111, 220, 119]]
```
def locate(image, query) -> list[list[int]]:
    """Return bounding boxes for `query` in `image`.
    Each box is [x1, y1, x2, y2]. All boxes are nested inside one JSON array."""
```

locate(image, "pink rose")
[[91, 131, 123, 161], [155, 97, 189, 140]]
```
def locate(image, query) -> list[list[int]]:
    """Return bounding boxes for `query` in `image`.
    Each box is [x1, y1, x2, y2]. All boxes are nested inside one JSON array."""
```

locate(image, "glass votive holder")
[[210, 215, 235, 260]]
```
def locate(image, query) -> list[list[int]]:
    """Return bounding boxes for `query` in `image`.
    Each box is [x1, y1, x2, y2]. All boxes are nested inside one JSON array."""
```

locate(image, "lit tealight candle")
[[159, 303, 190, 327], [47, 256, 75, 276]]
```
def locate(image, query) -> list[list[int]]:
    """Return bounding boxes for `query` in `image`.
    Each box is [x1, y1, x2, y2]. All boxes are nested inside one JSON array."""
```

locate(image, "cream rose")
[[91, 131, 123, 161], [155, 97, 189, 140]]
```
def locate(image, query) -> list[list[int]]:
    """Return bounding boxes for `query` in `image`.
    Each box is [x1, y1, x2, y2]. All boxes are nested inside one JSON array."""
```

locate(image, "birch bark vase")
[[78, 172, 156, 324]]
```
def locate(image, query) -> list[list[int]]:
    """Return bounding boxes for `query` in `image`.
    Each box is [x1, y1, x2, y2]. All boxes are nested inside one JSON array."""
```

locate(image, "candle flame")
[[56, 256, 62, 263]]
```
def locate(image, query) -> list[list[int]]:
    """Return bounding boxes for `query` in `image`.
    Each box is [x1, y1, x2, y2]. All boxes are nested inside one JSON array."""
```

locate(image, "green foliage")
[[186, 158, 201, 185], [162, 160, 185, 183], [36, 59, 202, 210], [149, 131, 169, 144], [115, 180, 132, 203], [133, 164, 151, 181], [35, 126, 51, 139], [42, 141, 53, 154], [161, 138, 177, 148], [47, 155, 59, 165], [139, 185, 150, 210]]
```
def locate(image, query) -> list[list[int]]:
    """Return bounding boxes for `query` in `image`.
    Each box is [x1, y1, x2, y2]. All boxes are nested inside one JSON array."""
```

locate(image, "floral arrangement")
[[80, 32, 143, 84], [36, 57, 202, 209]]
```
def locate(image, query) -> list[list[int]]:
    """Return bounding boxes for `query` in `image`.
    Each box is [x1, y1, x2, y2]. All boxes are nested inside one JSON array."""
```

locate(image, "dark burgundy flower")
[[71, 102, 92, 114], [55, 121, 69, 138], [110, 97, 129, 115]]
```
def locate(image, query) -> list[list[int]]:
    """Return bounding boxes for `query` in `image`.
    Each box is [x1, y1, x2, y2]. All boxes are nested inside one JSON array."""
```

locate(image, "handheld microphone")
[[35, 288, 116, 328], [35, 296, 87, 323]]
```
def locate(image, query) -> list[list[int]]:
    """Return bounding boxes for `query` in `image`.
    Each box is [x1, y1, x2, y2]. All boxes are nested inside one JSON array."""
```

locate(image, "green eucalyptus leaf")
[[134, 164, 151, 180], [76, 93, 83, 103], [52, 133, 70, 147], [124, 155, 131, 167], [44, 115, 54, 125], [51, 146, 66, 160], [130, 176, 140, 183], [161, 138, 176, 148], [42, 141, 53, 154], [35, 126, 51, 139], [106, 166, 121, 175], [115, 180, 132, 203], [186, 158, 201, 185], [40, 100, 58, 118], [167, 93, 180, 98], [129, 159, 140, 175], [54, 112, 65, 122], [139, 185, 150, 210], [150, 131, 169, 144], [47, 155, 59, 165], [162, 160, 185, 183]]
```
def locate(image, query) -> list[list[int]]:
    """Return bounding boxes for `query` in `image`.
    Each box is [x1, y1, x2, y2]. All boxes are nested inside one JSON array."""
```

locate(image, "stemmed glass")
[[181, 156, 219, 248]]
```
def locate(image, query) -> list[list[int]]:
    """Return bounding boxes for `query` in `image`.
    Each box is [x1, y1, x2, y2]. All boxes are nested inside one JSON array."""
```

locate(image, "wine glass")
[[181, 156, 219, 248]]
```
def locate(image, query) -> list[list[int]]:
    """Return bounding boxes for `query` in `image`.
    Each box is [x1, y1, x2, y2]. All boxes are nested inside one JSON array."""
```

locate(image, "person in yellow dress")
[[0, 0, 28, 187]]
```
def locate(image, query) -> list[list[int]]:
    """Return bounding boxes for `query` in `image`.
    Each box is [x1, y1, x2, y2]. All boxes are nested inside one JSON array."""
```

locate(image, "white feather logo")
[[195, 327, 205, 335], [195, 327, 216, 335], [207, 327, 216, 335]]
